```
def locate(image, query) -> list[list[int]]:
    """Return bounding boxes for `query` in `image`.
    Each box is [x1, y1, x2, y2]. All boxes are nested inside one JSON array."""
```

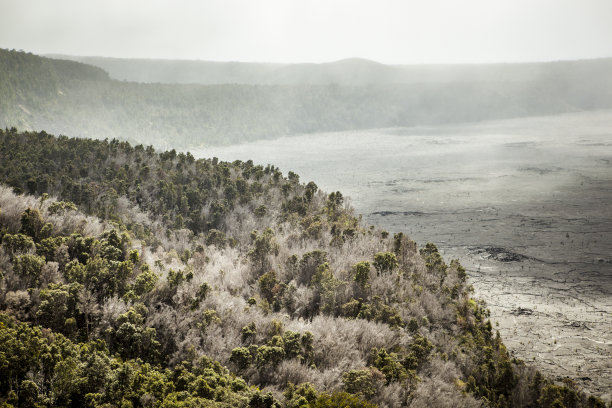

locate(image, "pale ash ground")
[[196, 111, 612, 400]]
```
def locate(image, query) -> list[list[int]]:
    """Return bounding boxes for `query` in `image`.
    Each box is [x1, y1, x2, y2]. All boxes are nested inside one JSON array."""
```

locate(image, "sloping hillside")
[[0, 129, 606, 407]]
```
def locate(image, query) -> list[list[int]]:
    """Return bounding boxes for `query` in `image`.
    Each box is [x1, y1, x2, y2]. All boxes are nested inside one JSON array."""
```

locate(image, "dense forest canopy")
[[0, 129, 606, 407], [2, 49, 612, 148]]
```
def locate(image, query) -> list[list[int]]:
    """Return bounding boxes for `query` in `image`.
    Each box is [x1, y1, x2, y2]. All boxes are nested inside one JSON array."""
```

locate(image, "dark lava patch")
[[511, 307, 534, 316], [472, 246, 527, 262], [371, 210, 426, 217]]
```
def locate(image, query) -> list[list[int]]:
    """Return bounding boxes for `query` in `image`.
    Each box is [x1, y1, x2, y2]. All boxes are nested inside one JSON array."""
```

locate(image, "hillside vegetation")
[[0, 129, 606, 408], [3, 49, 612, 148]]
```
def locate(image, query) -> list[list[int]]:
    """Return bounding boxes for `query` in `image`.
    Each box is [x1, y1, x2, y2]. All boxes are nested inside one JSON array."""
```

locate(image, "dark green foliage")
[[13, 254, 45, 286], [309, 262, 343, 314], [407, 335, 434, 367], [48, 200, 78, 215], [241, 322, 257, 343], [2, 233, 35, 255], [191, 282, 211, 310], [372, 251, 398, 275], [255, 344, 285, 367], [248, 391, 279, 408], [282, 195, 308, 217], [20, 208, 44, 241], [347, 296, 404, 328], [230, 328, 314, 373], [342, 369, 377, 399], [0, 314, 269, 407], [304, 182, 318, 203], [109, 306, 161, 362], [283, 382, 317, 408], [407, 318, 419, 333], [451, 258, 467, 282], [325, 191, 343, 219], [206, 229, 227, 247], [36, 235, 65, 261], [259, 270, 280, 304], [296, 250, 328, 286], [310, 391, 377, 408], [282, 331, 302, 360], [230, 347, 253, 370], [37, 283, 78, 333], [248, 229, 279, 272], [352, 261, 371, 289], [535, 379, 602, 408], [420, 242, 447, 284], [370, 348, 410, 384], [254, 205, 267, 218], [167, 268, 193, 288]]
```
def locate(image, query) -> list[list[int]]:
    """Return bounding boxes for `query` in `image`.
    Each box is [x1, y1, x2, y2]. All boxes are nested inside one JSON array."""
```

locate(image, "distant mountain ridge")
[[2, 49, 612, 148], [46, 53, 286, 85], [45, 53, 612, 86]]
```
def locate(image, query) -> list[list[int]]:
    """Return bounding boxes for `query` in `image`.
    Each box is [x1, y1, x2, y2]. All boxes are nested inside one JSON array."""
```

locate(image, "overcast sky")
[[1, 0, 611, 64]]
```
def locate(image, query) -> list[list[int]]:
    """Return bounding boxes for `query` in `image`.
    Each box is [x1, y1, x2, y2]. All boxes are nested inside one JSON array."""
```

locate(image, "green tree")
[[312, 391, 377, 408], [352, 261, 371, 289], [342, 369, 376, 399], [373, 252, 398, 275], [13, 254, 45, 286], [230, 347, 252, 370], [1, 233, 35, 256], [248, 228, 278, 272], [37, 283, 73, 332], [304, 181, 318, 203], [20, 208, 44, 241]]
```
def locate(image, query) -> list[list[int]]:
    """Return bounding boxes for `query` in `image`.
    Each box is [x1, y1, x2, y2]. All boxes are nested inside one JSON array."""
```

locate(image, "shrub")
[[373, 252, 398, 275]]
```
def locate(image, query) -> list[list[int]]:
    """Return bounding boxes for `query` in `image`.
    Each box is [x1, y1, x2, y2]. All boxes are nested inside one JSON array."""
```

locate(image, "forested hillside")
[[0, 129, 606, 408], [3, 49, 612, 148], [46, 54, 288, 85]]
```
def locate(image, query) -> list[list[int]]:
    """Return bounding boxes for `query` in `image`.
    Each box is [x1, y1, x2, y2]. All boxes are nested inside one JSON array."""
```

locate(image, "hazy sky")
[[1, 0, 611, 64]]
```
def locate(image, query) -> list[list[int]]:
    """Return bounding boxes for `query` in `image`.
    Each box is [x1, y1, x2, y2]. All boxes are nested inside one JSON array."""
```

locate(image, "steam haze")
[[1, 0, 611, 64]]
